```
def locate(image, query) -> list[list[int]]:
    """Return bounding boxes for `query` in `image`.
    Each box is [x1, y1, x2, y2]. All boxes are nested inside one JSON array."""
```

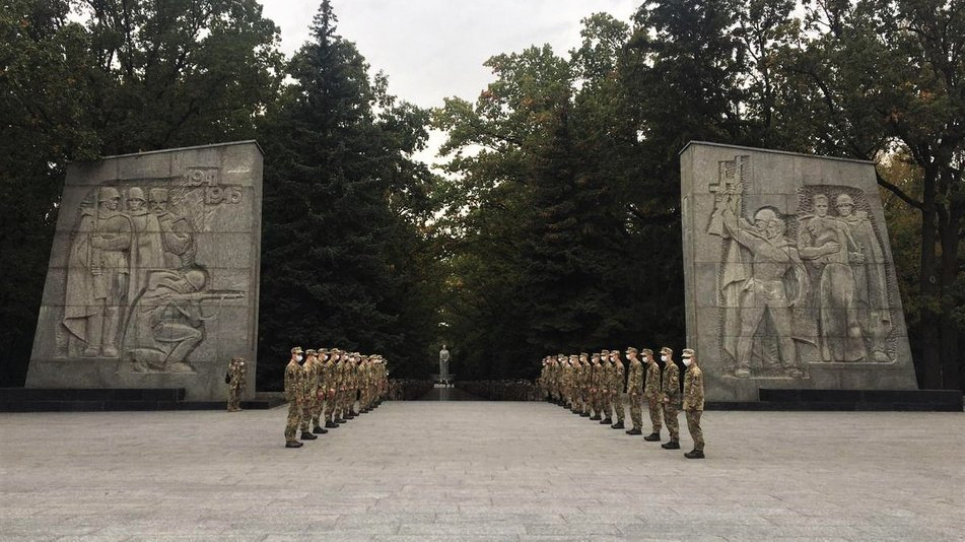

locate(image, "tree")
[[256, 0, 440, 389]]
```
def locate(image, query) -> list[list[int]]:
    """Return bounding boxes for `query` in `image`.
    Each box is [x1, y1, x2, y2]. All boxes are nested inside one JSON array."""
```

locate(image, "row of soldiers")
[[538, 347, 705, 458], [283, 346, 389, 448]]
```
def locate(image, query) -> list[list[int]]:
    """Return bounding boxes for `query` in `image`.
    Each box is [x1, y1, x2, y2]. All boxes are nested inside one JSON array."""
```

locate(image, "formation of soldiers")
[[538, 347, 705, 459], [283, 346, 389, 448]]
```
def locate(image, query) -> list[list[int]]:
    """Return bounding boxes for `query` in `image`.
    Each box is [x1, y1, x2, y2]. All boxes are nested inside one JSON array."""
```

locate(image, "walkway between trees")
[[0, 404, 962, 540], [417, 383, 481, 401]]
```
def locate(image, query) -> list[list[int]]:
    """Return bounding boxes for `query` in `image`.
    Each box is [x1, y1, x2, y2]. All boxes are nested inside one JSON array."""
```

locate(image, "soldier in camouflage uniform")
[[610, 350, 626, 429], [569, 355, 582, 414], [562, 354, 575, 410], [579, 354, 591, 417], [659, 346, 681, 450], [624, 347, 644, 435], [311, 349, 331, 433], [589, 353, 603, 420], [326, 349, 343, 427], [284, 347, 305, 448], [226, 357, 246, 412], [642, 348, 663, 441], [322, 349, 339, 428], [298, 350, 319, 441], [600, 350, 614, 425], [682, 348, 705, 459]]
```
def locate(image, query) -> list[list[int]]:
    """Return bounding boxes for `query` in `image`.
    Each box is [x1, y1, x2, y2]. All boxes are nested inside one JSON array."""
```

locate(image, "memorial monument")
[[25, 142, 263, 401], [680, 142, 917, 402]]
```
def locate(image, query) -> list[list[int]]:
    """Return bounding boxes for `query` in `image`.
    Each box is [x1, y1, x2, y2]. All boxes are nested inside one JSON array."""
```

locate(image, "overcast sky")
[[261, 1, 639, 108]]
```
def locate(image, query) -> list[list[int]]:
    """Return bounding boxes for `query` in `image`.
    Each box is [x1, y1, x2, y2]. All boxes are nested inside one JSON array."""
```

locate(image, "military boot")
[[684, 449, 705, 459], [626, 428, 643, 435], [643, 432, 661, 441], [580, 412, 591, 418], [589, 414, 601, 421], [325, 420, 338, 429], [661, 440, 680, 450], [285, 441, 303, 448], [312, 426, 328, 434], [611, 421, 625, 429], [600, 417, 612, 425], [300, 431, 318, 440]]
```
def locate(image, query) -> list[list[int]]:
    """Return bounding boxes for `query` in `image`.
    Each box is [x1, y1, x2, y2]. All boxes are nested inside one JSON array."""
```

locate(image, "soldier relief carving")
[[59, 169, 244, 373], [707, 156, 897, 379]]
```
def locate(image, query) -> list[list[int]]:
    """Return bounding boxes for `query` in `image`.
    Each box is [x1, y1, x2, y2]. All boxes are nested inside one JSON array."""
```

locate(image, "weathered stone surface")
[[26, 142, 263, 401], [680, 142, 916, 401]]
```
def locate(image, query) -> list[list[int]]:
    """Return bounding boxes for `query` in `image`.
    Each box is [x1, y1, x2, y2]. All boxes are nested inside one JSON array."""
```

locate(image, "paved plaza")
[[1, 399, 963, 541]]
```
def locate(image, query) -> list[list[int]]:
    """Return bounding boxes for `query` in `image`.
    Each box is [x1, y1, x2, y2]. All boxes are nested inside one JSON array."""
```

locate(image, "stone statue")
[[27, 142, 264, 401], [834, 194, 893, 362], [439, 345, 450, 386], [710, 186, 808, 378], [681, 143, 917, 402], [63, 187, 134, 358]]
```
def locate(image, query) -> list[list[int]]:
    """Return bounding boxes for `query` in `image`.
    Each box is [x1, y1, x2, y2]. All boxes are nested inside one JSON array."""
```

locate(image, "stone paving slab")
[[0, 401, 963, 541]]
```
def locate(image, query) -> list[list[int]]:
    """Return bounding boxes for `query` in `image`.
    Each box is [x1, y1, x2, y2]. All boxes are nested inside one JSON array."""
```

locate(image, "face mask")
[[660, 355, 668, 362], [683, 358, 692, 367], [296, 355, 303, 362]]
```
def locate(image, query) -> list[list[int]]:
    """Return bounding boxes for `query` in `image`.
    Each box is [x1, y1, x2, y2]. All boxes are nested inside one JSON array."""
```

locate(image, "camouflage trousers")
[[663, 399, 679, 440], [647, 396, 663, 433], [227, 385, 242, 411], [284, 401, 301, 443], [325, 393, 337, 422], [310, 394, 325, 428], [603, 392, 613, 418], [592, 392, 603, 416], [628, 393, 643, 430], [685, 410, 704, 451], [613, 393, 625, 422], [299, 396, 318, 431]]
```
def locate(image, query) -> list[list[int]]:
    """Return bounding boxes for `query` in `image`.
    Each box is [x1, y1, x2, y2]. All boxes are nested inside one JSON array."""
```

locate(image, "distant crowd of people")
[[538, 347, 705, 459]]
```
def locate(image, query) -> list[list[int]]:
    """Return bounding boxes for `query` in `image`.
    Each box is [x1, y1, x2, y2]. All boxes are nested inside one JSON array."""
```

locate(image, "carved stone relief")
[[58, 172, 246, 373]]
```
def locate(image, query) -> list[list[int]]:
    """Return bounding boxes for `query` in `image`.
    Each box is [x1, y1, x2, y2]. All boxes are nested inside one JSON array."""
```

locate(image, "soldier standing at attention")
[[682, 348, 705, 459], [589, 353, 603, 420], [284, 347, 305, 448], [610, 350, 626, 430], [660, 347, 681, 450], [599, 350, 613, 425], [226, 357, 246, 412], [324, 349, 340, 429], [642, 349, 663, 441], [570, 355, 582, 414], [624, 348, 644, 435], [579, 354, 592, 417], [311, 350, 330, 433], [298, 350, 319, 441]]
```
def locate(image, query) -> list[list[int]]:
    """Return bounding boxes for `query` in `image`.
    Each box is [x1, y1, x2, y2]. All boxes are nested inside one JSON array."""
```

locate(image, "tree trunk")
[[939, 193, 962, 390]]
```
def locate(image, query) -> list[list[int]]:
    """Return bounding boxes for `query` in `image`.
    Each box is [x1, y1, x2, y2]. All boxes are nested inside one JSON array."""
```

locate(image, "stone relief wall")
[[681, 143, 916, 401], [27, 142, 262, 401]]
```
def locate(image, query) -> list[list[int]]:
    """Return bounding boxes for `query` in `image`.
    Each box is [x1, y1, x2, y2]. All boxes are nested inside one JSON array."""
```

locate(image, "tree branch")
[[875, 169, 923, 210]]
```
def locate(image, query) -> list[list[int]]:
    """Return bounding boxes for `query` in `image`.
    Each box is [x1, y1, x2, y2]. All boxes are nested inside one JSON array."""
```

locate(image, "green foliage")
[[256, 1, 442, 389]]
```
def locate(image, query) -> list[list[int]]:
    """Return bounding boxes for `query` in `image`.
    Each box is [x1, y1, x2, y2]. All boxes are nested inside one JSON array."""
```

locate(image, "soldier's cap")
[[641, 348, 654, 356], [305, 349, 317, 355], [291, 346, 303, 355], [682, 348, 695, 358], [128, 187, 146, 201], [660, 346, 673, 356], [601, 350, 610, 354], [626, 346, 638, 354], [99, 187, 121, 201], [319, 348, 329, 353]]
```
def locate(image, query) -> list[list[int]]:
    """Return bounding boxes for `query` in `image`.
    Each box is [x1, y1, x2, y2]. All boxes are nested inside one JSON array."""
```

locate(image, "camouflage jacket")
[[611, 362, 625, 395], [303, 359, 320, 400], [284, 360, 303, 403], [643, 362, 661, 399], [227, 361, 246, 389], [683, 365, 705, 411], [626, 358, 644, 395], [661, 362, 681, 401]]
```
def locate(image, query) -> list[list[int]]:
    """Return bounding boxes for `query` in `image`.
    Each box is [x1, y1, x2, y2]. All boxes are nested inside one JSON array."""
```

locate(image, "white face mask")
[[296, 355, 303, 362], [683, 358, 692, 367], [660, 355, 668, 362]]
